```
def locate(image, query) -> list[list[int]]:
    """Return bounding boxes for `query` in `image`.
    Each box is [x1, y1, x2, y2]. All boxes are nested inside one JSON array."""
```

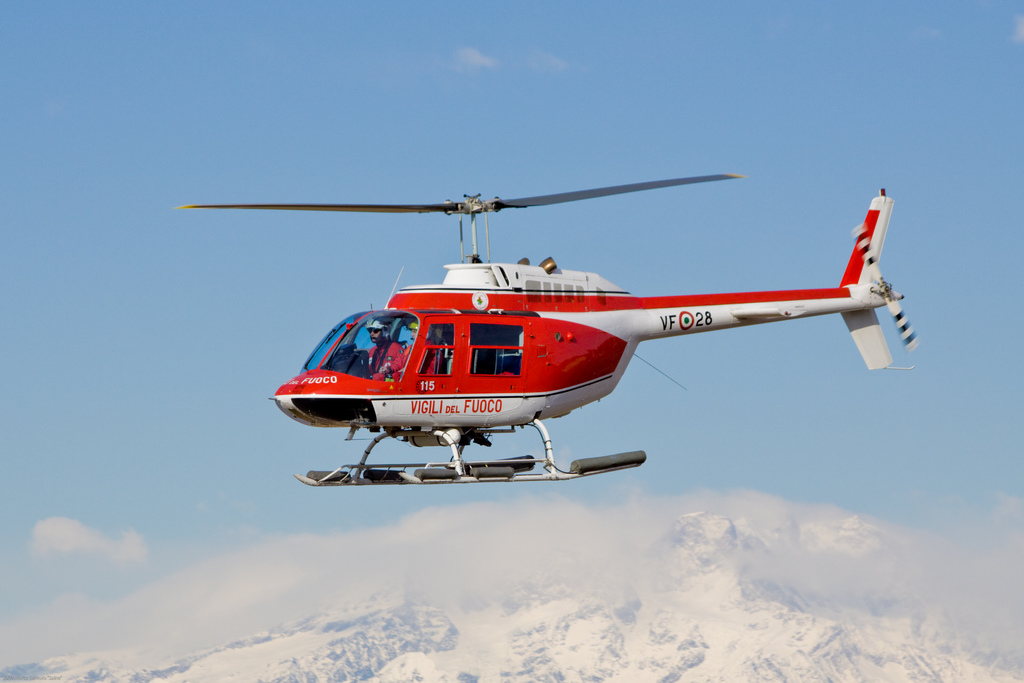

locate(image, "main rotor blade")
[[177, 173, 744, 215], [177, 202, 455, 213], [492, 173, 744, 209]]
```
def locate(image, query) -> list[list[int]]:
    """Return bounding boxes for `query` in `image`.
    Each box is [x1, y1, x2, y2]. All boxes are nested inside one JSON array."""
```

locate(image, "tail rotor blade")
[[855, 217, 919, 354], [885, 298, 919, 352]]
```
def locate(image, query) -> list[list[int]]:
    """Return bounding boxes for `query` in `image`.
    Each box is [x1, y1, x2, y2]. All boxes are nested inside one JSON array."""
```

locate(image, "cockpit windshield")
[[305, 311, 420, 381]]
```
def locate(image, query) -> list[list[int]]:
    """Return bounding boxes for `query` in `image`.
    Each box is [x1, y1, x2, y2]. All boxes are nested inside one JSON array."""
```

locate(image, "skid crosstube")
[[292, 420, 645, 487], [294, 451, 647, 486]]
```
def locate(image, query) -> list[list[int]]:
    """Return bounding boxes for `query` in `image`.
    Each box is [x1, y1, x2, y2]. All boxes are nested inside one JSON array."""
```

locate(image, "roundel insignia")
[[679, 311, 695, 330], [472, 292, 489, 310]]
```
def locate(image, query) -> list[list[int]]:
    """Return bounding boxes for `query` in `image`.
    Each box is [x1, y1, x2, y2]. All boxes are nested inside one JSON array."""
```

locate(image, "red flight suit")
[[369, 339, 406, 381]]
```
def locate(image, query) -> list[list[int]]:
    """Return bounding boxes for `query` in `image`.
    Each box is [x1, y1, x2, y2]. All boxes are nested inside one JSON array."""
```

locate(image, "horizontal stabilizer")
[[842, 310, 892, 370]]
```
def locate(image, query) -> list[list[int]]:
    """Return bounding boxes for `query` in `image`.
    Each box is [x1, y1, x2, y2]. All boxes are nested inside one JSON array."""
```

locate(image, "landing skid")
[[293, 419, 646, 486]]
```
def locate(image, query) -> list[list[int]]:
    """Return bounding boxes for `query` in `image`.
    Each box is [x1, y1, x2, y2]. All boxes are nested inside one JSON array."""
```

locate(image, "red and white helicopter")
[[182, 175, 917, 486]]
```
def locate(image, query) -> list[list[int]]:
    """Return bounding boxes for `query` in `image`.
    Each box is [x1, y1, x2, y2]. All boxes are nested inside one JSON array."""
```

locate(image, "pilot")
[[366, 319, 406, 381]]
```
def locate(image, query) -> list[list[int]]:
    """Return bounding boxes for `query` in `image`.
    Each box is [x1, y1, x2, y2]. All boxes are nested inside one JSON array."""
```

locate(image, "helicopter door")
[[459, 321, 526, 396], [411, 321, 457, 393]]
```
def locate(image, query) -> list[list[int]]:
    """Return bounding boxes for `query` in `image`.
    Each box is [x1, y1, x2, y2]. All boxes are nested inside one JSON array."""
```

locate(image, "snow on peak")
[[799, 515, 887, 556], [4, 500, 1022, 682]]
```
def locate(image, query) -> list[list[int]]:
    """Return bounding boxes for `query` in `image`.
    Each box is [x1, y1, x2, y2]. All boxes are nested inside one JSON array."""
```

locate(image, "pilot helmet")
[[365, 319, 386, 331]]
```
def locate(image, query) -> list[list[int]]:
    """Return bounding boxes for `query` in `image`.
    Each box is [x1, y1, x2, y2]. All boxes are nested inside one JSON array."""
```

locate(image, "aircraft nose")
[[272, 373, 377, 426], [273, 394, 316, 425]]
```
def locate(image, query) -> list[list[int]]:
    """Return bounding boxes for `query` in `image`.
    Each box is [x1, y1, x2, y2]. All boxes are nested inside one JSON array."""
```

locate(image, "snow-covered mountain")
[[6, 509, 1023, 682]]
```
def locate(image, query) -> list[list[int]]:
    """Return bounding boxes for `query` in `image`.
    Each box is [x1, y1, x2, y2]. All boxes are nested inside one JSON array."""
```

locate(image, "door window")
[[469, 323, 523, 376], [418, 323, 455, 376]]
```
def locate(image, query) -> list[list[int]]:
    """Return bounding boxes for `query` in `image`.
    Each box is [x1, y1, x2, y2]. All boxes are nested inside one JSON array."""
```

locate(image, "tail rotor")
[[850, 202, 920, 354], [874, 278, 919, 352]]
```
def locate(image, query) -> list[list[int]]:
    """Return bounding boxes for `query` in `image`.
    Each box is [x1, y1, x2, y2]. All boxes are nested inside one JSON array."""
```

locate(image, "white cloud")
[[453, 47, 498, 72], [31, 517, 147, 565], [448, 46, 571, 75], [1014, 15, 1024, 43], [5, 492, 1024, 667], [526, 48, 569, 73], [993, 491, 1024, 524]]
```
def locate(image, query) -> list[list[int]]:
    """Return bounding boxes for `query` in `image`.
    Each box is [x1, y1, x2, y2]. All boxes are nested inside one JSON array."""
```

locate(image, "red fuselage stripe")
[[640, 287, 852, 309]]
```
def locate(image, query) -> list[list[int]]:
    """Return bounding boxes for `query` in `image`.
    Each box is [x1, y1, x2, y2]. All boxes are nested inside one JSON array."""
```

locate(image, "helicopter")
[[180, 174, 917, 487]]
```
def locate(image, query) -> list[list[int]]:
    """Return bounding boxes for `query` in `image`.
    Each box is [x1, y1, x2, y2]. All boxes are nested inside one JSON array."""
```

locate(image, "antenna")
[[387, 266, 405, 305], [633, 353, 688, 391]]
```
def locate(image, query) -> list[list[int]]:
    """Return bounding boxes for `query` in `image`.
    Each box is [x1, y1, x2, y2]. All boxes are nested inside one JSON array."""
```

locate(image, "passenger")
[[366, 319, 406, 381], [426, 324, 445, 346], [420, 323, 453, 375]]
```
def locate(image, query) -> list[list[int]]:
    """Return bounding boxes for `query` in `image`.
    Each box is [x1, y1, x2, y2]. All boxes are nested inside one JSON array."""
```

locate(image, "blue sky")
[[2, 1, 1023, 662]]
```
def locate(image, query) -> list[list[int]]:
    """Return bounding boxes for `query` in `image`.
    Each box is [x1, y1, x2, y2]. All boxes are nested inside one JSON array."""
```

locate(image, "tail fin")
[[840, 191, 894, 287], [841, 190, 898, 369], [842, 309, 893, 370]]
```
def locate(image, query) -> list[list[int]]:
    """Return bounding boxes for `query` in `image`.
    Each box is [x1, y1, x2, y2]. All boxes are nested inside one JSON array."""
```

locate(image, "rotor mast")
[[454, 194, 493, 263]]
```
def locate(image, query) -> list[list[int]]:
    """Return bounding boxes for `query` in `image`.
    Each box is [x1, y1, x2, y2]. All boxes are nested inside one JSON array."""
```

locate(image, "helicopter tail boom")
[[635, 190, 915, 369]]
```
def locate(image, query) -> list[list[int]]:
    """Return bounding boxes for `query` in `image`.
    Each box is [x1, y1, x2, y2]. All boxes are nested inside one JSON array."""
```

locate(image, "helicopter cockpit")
[[301, 311, 420, 381]]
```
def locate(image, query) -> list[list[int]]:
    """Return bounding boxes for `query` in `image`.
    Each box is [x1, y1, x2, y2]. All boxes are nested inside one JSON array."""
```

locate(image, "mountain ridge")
[[6, 509, 1022, 682]]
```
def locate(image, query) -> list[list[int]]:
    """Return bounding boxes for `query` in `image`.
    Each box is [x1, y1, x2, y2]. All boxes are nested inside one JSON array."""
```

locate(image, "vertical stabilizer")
[[841, 194, 894, 287]]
